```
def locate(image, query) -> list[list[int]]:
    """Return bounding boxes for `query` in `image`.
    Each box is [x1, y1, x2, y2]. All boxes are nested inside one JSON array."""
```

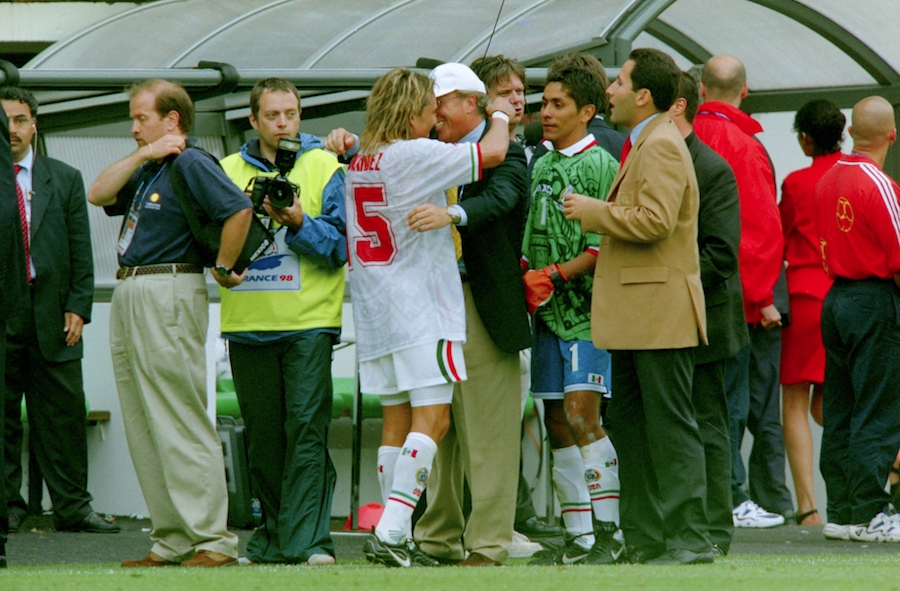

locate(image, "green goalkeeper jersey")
[[523, 136, 619, 341]]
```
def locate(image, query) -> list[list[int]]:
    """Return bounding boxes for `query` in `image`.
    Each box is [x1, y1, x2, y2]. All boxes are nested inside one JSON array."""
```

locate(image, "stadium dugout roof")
[[2, 0, 900, 131]]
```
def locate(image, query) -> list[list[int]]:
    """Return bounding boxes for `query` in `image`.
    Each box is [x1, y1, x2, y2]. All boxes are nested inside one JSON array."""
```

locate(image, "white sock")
[[552, 445, 595, 549], [581, 436, 620, 525], [375, 432, 437, 544], [377, 446, 401, 505]]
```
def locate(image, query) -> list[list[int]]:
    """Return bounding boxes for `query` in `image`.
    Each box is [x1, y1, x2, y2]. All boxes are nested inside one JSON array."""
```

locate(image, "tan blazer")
[[579, 114, 707, 350]]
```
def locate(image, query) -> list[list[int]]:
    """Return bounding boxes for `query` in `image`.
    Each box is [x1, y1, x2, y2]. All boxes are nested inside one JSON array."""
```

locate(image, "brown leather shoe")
[[121, 552, 177, 568], [457, 552, 500, 567], [181, 550, 237, 568]]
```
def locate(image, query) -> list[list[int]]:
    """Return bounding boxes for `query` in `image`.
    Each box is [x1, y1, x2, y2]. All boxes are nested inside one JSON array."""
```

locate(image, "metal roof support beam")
[[741, 84, 900, 113], [644, 20, 711, 66], [597, 0, 678, 66], [1, 67, 558, 93], [748, 0, 900, 86]]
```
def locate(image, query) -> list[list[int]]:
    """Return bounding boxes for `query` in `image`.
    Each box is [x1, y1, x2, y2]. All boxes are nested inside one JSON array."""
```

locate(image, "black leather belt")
[[116, 264, 204, 280]]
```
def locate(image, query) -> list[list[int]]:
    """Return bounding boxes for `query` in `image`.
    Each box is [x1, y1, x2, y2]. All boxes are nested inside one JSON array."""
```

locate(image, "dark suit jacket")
[[686, 132, 749, 364], [457, 121, 531, 354], [0, 111, 28, 325], [587, 116, 627, 162], [7, 155, 93, 363]]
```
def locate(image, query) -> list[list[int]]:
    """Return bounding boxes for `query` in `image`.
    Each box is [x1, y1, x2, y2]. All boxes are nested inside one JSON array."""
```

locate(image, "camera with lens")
[[249, 136, 301, 211]]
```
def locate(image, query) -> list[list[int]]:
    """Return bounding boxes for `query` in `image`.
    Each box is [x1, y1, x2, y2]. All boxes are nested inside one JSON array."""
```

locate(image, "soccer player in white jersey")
[[330, 67, 514, 567]]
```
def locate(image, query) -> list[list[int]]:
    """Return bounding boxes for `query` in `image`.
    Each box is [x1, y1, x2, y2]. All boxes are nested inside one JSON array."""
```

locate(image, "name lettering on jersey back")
[[349, 153, 383, 172]]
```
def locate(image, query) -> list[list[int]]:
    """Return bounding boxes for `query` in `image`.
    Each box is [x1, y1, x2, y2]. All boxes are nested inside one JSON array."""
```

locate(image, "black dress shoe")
[[620, 545, 665, 564], [515, 516, 565, 541], [8, 513, 24, 533], [56, 511, 121, 533], [644, 548, 715, 565]]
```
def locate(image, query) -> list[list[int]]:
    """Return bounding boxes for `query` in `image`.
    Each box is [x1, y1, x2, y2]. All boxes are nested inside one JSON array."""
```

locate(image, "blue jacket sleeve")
[[284, 168, 347, 268]]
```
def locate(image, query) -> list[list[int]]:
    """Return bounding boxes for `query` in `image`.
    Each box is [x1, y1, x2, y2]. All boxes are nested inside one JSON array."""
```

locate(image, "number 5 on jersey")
[[353, 184, 397, 265]]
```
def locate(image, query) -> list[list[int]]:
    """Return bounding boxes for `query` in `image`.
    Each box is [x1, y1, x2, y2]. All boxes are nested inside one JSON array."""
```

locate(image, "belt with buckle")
[[116, 264, 204, 280]]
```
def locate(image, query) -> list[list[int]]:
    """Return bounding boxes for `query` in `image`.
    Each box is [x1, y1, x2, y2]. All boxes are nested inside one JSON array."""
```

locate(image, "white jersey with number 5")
[[346, 138, 482, 361]]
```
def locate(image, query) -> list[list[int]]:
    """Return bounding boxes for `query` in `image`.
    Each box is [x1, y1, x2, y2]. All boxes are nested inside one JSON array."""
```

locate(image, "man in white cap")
[[410, 62, 531, 567]]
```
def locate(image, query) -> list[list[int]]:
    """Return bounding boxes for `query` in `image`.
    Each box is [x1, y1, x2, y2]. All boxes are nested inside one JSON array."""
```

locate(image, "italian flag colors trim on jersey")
[[436, 339, 462, 382]]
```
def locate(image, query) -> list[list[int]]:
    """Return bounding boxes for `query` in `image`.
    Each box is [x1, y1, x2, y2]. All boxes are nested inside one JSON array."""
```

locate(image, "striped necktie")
[[13, 164, 30, 281]]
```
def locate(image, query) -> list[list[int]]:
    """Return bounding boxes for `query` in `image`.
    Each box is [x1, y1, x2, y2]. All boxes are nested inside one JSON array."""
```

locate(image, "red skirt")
[[780, 294, 826, 385]]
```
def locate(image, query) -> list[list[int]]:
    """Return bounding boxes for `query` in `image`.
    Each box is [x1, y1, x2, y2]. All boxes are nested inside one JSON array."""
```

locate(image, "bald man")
[[694, 55, 792, 528], [815, 96, 900, 543]]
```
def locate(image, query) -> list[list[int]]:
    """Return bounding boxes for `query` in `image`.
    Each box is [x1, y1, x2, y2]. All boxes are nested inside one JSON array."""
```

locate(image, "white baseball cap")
[[430, 63, 486, 98]]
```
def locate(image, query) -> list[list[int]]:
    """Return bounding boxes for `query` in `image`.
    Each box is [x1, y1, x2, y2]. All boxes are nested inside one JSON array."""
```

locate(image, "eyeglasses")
[[7, 115, 34, 130]]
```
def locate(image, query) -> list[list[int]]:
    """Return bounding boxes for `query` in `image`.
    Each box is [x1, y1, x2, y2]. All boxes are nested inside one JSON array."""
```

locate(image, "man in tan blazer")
[[563, 48, 712, 565]]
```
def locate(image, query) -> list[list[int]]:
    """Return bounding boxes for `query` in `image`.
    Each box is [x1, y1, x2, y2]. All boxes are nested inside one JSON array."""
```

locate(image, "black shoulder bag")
[[168, 148, 274, 274]]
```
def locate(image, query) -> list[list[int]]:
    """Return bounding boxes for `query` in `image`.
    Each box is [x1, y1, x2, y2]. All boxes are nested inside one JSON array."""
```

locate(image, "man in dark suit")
[[1, 87, 118, 534], [564, 48, 711, 565], [695, 56, 792, 525], [1, 97, 29, 568], [588, 116, 626, 161], [668, 72, 749, 554], [410, 62, 531, 567]]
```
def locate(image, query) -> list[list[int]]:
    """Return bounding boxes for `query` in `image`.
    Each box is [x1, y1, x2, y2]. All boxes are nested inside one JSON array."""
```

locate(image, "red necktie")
[[620, 137, 632, 163], [13, 164, 30, 282]]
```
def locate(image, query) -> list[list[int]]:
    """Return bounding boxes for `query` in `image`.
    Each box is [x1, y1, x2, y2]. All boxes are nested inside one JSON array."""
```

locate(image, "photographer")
[[219, 78, 346, 565]]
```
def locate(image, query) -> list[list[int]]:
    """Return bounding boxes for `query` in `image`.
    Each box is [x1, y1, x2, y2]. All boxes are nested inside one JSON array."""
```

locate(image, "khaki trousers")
[[416, 284, 521, 564], [110, 273, 237, 561]]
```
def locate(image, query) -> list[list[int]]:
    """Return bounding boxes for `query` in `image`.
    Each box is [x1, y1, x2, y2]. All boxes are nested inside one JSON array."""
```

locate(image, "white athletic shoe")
[[306, 553, 336, 565], [823, 523, 850, 541], [849, 511, 900, 543], [732, 500, 785, 528], [509, 531, 543, 558]]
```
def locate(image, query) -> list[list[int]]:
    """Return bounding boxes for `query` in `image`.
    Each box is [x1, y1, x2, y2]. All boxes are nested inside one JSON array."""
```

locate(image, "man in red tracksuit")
[[693, 55, 792, 528], [816, 96, 900, 543]]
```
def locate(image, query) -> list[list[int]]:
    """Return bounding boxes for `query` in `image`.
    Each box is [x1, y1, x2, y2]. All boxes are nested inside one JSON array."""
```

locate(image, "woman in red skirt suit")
[[780, 99, 845, 526]]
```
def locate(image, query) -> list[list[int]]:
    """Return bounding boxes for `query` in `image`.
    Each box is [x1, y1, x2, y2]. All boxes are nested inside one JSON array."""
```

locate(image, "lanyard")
[[132, 162, 169, 209]]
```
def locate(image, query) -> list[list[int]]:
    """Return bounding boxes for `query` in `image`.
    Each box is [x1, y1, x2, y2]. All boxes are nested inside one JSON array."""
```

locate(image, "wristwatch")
[[448, 206, 462, 226], [215, 264, 232, 277]]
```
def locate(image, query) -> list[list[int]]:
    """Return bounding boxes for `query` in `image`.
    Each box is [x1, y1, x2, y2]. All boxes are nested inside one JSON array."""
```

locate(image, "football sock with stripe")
[[377, 446, 401, 505], [581, 435, 620, 525], [375, 432, 437, 544], [552, 445, 595, 549]]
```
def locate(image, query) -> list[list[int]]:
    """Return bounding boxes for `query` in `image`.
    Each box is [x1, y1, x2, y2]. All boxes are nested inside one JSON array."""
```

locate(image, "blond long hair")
[[360, 68, 433, 154]]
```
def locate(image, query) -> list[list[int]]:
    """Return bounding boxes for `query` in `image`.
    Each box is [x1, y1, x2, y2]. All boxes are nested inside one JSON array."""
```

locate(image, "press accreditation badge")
[[231, 227, 301, 292], [116, 202, 141, 255]]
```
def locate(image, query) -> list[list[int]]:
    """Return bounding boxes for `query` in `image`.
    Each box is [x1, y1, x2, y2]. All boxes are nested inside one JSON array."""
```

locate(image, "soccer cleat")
[[408, 540, 440, 567], [583, 521, 625, 565], [363, 534, 439, 567], [364, 534, 412, 567], [823, 523, 851, 541], [732, 500, 785, 528], [849, 511, 900, 543], [529, 534, 591, 566]]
